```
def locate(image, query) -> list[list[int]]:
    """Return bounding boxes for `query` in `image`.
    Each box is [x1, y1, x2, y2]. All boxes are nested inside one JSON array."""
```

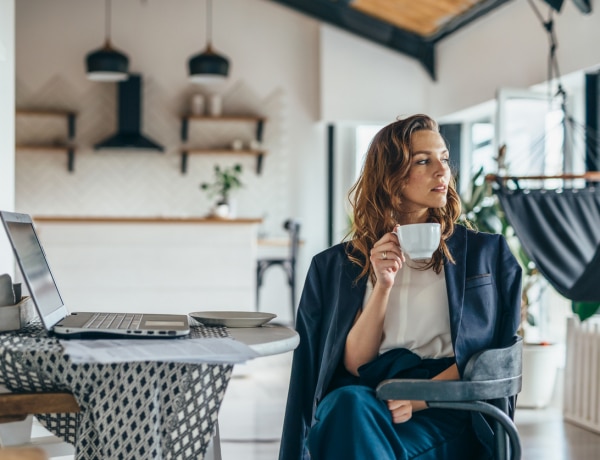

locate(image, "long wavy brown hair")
[[346, 114, 462, 283]]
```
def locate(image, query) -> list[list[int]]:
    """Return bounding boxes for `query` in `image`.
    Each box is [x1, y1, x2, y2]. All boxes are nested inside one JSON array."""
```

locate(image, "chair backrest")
[[283, 219, 301, 263]]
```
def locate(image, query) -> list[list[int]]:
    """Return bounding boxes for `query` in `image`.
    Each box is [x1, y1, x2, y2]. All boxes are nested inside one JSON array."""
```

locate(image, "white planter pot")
[[212, 203, 231, 218], [517, 342, 560, 409]]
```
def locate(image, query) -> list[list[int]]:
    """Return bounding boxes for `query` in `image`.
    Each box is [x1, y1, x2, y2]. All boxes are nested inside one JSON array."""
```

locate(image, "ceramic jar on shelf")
[[191, 94, 205, 115], [208, 94, 223, 116]]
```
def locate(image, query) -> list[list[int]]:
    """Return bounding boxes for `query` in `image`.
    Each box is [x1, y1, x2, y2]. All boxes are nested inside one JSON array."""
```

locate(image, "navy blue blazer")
[[279, 225, 522, 460]]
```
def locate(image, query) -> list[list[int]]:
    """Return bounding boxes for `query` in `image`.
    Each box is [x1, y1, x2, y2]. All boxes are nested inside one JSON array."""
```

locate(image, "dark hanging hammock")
[[490, 173, 600, 302]]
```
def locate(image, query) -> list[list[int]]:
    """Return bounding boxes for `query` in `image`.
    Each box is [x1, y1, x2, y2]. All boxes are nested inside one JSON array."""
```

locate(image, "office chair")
[[376, 337, 523, 460], [256, 219, 301, 322]]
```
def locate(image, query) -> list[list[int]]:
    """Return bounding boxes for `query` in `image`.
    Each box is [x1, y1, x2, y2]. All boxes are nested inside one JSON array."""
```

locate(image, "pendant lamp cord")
[[527, 0, 564, 101], [206, 0, 213, 47], [105, 0, 112, 44], [527, 0, 573, 169]]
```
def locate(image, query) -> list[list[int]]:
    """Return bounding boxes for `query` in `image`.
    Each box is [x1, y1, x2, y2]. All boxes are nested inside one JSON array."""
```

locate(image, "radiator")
[[563, 316, 600, 434]]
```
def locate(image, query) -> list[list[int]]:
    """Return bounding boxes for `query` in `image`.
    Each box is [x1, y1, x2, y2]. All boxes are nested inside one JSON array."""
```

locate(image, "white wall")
[[320, 24, 430, 122], [0, 0, 15, 277]]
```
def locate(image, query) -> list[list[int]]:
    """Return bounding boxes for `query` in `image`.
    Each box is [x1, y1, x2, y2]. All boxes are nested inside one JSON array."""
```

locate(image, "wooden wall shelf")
[[15, 109, 77, 172], [180, 148, 266, 174], [180, 115, 267, 174]]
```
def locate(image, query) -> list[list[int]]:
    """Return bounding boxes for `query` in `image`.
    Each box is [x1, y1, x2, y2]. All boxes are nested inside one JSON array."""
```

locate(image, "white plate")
[[189, 311, 277, 328]]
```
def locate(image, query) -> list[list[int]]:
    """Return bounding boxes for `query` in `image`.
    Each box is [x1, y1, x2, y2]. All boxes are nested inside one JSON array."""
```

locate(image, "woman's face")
[[399, 129, 451, 222]]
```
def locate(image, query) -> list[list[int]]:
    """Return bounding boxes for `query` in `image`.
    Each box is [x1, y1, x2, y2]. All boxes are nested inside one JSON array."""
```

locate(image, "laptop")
[[1, 210, 190, 339]]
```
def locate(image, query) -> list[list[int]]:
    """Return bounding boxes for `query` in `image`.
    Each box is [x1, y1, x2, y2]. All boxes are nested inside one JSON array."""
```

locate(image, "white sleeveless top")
[[363, 262, 454, 358]]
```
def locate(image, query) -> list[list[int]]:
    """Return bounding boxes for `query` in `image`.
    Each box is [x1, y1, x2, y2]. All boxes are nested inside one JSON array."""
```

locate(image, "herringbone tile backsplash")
[[15, 76, 288, 233]]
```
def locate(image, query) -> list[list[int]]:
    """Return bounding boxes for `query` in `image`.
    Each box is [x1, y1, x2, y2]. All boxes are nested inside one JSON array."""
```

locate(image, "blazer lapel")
[[445, 226, 467, 349]]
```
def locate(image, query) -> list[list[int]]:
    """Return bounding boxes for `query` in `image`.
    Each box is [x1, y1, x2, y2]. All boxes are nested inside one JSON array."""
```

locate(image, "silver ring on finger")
[[382, 251, 387, 260]]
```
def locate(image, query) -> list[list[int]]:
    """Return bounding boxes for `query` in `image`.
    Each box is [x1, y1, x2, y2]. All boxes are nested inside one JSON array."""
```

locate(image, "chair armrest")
[[376, 378, 523, 460], [376, 376, 521, 402]]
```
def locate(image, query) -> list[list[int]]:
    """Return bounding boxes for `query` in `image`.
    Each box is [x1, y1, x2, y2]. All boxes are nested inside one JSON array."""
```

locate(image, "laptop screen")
[[1, 213, 66, 327]]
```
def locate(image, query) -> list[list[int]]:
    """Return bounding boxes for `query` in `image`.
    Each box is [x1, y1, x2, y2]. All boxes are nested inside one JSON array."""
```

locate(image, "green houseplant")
[[200, 163, 244, 218], [572, 301, 600, 322]]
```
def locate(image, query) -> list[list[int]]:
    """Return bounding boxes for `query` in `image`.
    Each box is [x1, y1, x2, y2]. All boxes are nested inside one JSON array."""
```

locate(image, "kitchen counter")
[[31, 217, 263, 315]]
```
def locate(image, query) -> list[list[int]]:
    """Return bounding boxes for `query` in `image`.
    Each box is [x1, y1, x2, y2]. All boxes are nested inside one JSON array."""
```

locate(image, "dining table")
[[0, 317, 299, 460]]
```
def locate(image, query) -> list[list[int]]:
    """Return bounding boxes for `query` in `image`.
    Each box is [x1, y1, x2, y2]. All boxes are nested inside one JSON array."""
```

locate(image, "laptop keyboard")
[[83, 313, 143, 330]]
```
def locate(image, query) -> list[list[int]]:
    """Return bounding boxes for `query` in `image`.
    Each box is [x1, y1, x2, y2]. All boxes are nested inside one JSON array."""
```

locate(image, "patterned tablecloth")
[[0, 323, 233, 460]]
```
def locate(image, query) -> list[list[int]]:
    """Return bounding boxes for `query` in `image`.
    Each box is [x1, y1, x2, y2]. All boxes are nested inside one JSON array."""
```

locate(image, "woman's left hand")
[[386, 399, 413, 423], [386, 399, 427, 423]]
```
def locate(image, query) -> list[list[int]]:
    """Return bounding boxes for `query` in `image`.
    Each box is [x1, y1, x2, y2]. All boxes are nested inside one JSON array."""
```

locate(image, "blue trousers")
[[307, 385, 481, 460]]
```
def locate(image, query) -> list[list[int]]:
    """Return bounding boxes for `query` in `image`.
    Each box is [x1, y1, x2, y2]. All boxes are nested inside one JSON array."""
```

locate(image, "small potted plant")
[[200, 163, 244, 218]]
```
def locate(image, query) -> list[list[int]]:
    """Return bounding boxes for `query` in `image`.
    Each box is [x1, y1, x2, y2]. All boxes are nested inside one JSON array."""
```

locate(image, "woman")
[[279, 114, 522, 460]]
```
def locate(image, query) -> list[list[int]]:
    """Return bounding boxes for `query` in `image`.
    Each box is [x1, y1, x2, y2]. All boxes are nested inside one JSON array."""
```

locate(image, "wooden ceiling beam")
[[269, 0, 437, 79], [350, 0, 481, 37], [429, 0, 513, 43]]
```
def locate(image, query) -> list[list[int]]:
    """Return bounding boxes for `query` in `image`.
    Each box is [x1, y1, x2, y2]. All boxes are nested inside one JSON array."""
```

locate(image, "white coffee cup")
[[395, 223, 441, 260]]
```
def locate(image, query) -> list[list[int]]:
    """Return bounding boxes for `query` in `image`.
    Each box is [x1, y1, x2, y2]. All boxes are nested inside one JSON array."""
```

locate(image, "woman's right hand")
[[345, 226, 406, 375], [370, 225, 405, 289]]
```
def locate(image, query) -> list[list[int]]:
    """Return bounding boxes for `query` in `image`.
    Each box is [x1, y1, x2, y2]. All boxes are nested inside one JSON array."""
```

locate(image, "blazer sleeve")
[[278, 257, 324, 460]]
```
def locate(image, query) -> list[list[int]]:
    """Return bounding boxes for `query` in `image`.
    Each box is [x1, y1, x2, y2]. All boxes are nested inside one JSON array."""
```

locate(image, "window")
[[470, 121, 495, 177], [495, 88, 583, 189]]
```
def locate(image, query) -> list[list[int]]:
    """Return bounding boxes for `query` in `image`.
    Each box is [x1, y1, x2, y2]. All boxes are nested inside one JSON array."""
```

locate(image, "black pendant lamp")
[[188, 0, 230, 84], [86, 0, 129, 82]]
